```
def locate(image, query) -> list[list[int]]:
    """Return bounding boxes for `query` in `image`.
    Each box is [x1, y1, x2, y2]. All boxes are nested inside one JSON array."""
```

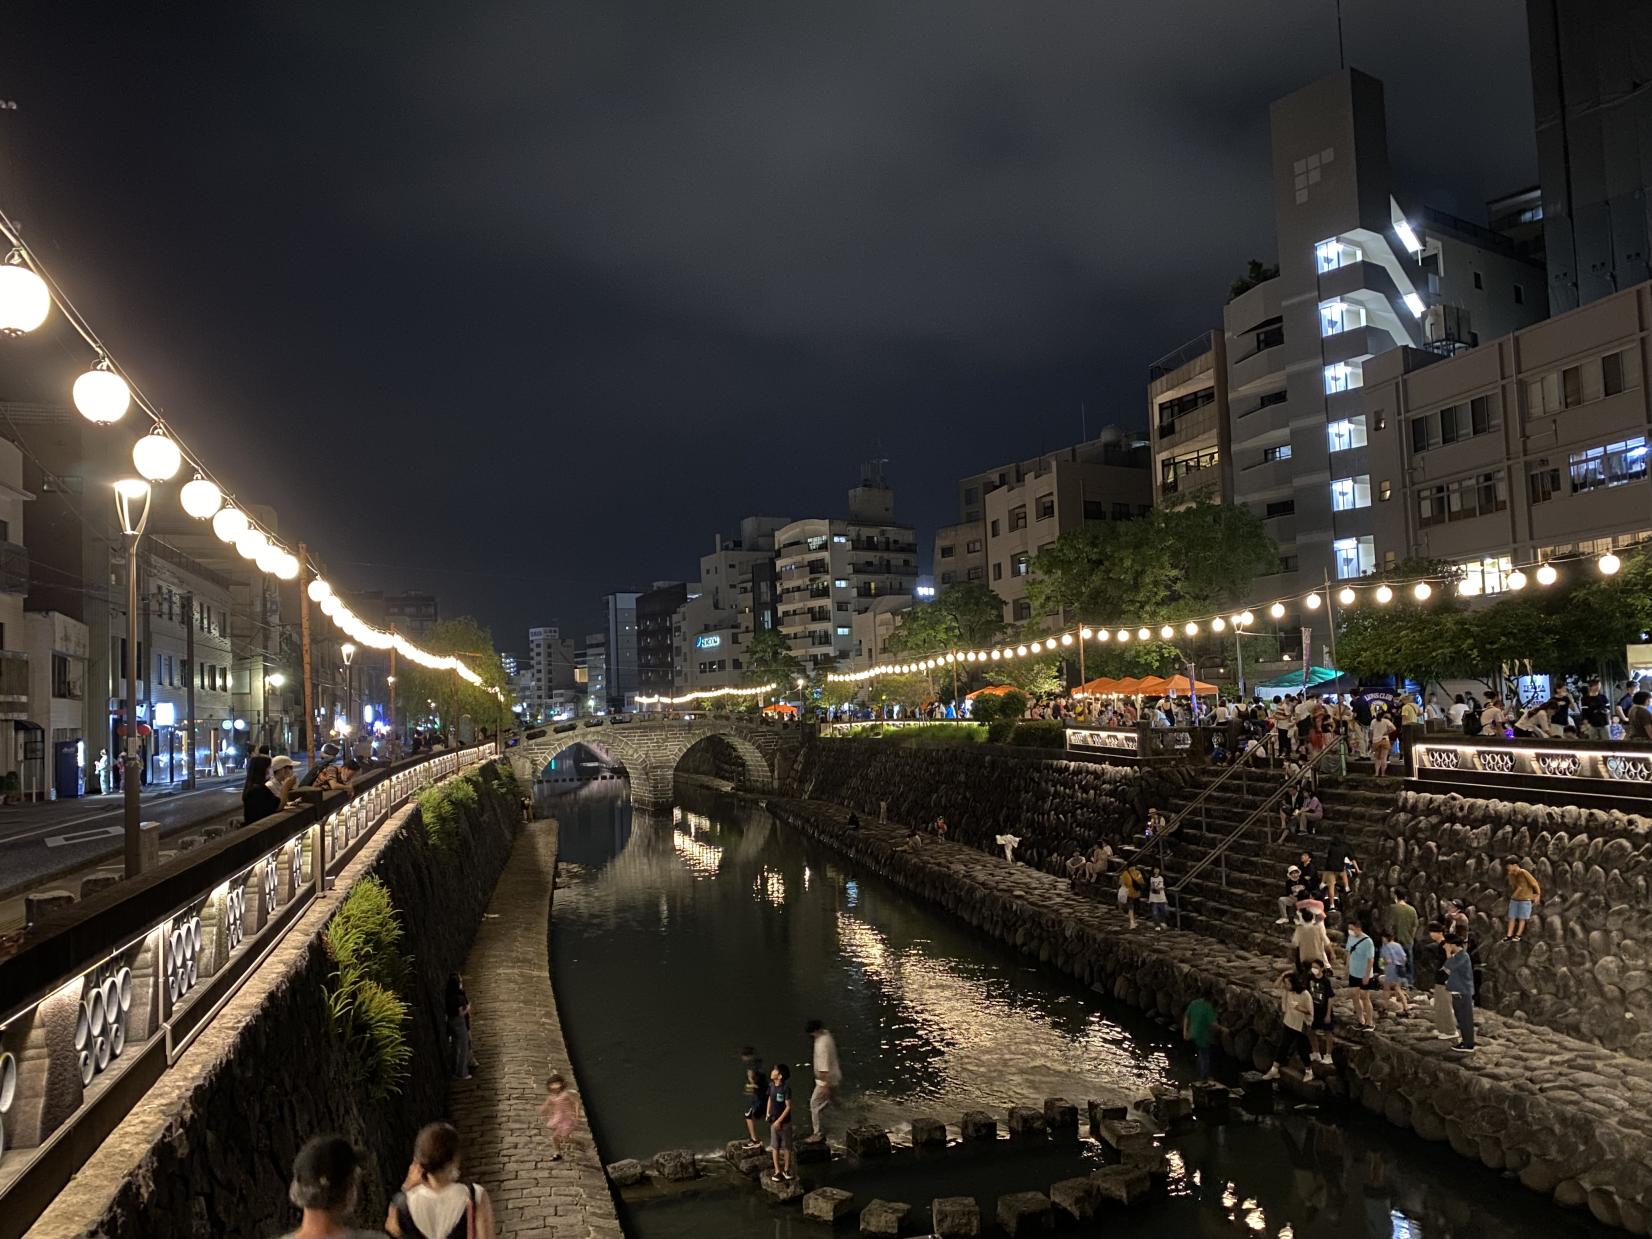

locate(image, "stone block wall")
[[785, 740, 1189, 873], [1374, 790, 1652, 1057], [80, 763, 522, 1239]]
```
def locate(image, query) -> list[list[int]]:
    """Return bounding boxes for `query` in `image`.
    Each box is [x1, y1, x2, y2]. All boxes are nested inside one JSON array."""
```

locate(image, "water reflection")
[[547, 782, 1615, 1239]]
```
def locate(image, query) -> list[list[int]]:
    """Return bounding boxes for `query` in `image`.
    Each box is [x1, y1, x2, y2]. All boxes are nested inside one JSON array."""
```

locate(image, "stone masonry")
[[769, 797, 1652, 1233], [449, 820, 621, 1239]]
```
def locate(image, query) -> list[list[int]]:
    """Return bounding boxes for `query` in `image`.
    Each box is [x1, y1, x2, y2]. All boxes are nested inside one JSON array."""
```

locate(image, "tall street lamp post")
[[341, 642, 356, 746], [115, 478, 152, 878]]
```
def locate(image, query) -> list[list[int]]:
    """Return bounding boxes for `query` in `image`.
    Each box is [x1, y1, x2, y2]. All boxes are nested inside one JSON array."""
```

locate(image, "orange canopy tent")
[[1109, 677, 1148, 695], [1137, 674, 1219, 696], [965, 683, 1017, 700], [762, 702, 798, 715], [1074, 676, 1123, 697]]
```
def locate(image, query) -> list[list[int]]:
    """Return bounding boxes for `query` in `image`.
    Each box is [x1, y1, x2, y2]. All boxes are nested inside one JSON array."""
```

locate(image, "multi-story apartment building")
[[526, 624, 580, 720], [1527, 0, 1652, 312], [636, 581, 686, 698], [1228, 69, 1547, 606], [931, 522, 986, 590], [674, 516, 789, 696], [774, 465, 917, 671], [141, 538, 235, 783], [945, 428, 1151, 624], [1148, 332, 1232, 506], [385, 590, 439, 637], [1358, 278, 1652, 583], [580, 631, 608, 715], [602, 592, 640, 711]]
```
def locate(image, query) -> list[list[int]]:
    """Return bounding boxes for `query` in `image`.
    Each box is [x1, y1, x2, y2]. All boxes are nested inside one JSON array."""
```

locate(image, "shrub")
[[324, 877, 411, 1100], [986, 718, 1017, 745], [1009, 720, 1066, 749], [996, 689, 1029, 720], [969, 695, 1003, 725]]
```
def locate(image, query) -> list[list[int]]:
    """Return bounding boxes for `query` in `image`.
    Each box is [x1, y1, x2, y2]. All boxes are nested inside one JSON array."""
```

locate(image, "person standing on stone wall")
[[1442, 935, 1476, 1052], [1343, 915, 1378, 1032], [1117, 861, 1144, 930], [804, 1019, 841, 1144], [1291, 906, 1331, 970], [1503, 857, 1541, 942], [766, 1064, 795, 1180], [1261, 971, 1315, 1082], [1306, 960, 1336, 1065], [1388, 889, 1419, 984], [1419, 923, 1459, 1039]]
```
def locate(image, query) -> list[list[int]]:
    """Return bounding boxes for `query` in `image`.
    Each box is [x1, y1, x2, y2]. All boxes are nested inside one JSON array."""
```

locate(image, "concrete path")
[[450, 819, 622, 1239]]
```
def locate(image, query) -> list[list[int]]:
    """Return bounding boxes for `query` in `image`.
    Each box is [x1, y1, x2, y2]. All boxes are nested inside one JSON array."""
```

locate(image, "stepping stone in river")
[[1090, 1165, 1152, 1206], [909, 1115, 947, 1149], [1042, 1097, 1079, 1139], [1191, 1081, 1232, 1118], [846, 1124, 892, 1158], [1096, 1118, 1152, 1159], [1049, 1176, 1100, 1224], [932, 1195, 981, 1238], [803, 1186, 856, 1223], [860, 1198, 910, 1236], [1240, 1071, 1277, 1115], [604, 1158, 645, 1187], [996, 1191, 1053, 1236], [796, 1136, 834, 1163], [960, 1110, 997, 1142], [764, 1173, 805, 1203], [652, 1149, 697, 1181], [1007, 1106, 1047, 1140]]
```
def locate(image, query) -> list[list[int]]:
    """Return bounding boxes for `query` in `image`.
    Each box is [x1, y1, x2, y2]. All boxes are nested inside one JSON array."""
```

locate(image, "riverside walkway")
[[450, 819, 621, 1239], [769, 797, 1652, 1232]]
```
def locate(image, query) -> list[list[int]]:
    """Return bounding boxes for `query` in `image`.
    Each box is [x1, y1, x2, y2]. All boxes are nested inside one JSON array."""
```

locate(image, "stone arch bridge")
[[508, 717, 801, 808]]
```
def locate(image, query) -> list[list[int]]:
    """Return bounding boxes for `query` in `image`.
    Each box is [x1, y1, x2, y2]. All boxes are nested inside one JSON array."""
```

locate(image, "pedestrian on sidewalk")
[[1306, 960, 1336, 1065], [1443, 934, 1476, 1053], [1147, 866, 1169, 929], [1344, 916, 1378, 1031], [739, 1047, 768, 1149], [279, 1134, 376, 1239], [1379, 930, 1410, 1014], [539, 1073, 579, 1162], [766, 1064, 795, 1181], [386, 1121, 497, 1239], [1117, 862, 1144, 930], [804, 1019, 840, 1143], [444, 973, 475, 1080], [1262, 971, 1315, 1082], [1504, 857, 1541, 941]]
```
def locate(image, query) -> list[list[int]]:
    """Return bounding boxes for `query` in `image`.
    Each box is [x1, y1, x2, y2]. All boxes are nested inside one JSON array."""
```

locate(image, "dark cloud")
[[2, 1, 1533, 644]]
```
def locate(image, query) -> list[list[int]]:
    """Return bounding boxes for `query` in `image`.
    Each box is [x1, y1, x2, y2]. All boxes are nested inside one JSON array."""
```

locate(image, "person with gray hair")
[[278, 1133, 377, 1238]]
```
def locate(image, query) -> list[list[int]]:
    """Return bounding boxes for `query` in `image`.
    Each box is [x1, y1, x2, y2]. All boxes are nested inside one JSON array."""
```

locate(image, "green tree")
[[1026, 500, 1277, 625], [744, 627, 803, 691], [388, 617, 510, 740], [885, 581, 1005, 658], [985, 654, 1064, 696]]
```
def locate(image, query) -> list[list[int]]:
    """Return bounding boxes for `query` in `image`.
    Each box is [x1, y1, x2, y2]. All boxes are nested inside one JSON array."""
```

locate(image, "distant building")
[[674, 515, 790, 695], [385, 590, 439, 637], [602, 592, 641, 711], [527, 625, 579, 720], [141, 538, 236, 784], [580, 631, 608, 715], [947, 427, 1151, 624], [636, 581, 687, 699], [1147, 332, 1231, 507], [773, 463, 918, 671]]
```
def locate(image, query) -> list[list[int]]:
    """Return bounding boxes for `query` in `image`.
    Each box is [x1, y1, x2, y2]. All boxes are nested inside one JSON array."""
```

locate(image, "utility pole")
[[140, 567, 152, 787], [184, 591, 196, 790], [388, 646, 397, 759], [299, 543, 316, 771]]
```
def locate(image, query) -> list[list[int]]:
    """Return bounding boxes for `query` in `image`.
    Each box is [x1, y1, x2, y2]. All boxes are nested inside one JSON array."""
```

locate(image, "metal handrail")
[[1116, 733, 1260, 872], [1168, 738, 1348, 920]]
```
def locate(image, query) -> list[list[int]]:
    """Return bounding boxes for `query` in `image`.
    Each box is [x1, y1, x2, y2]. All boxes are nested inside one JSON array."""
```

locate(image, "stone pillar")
[[125, 928, 165, 1042], [2, 979, 84, 1147]]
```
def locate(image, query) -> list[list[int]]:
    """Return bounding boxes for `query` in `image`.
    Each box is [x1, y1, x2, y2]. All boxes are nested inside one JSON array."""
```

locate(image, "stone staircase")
[[1149, 765, 1405, 962]]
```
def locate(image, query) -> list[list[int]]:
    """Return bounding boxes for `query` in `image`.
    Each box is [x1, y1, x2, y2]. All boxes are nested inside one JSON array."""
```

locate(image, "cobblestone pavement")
[[450, 819, 623, 1239]]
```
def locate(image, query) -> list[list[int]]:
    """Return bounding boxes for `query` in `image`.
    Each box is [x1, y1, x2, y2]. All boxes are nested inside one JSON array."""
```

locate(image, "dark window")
[[1514, 284, 1524, 305], [939, 545, 955, 558], [1035, 495, 1055, 520], [966, 567, 984, 581], [1083, 499, 1104, 519], [1258, 390, 1288, 408], [1112, 501, 1132, 519], [965, 539, 982, 554], [963, 486, 979, 504], [1008, 505, 1028, 531], [1013, 599, 1032, 621], [1473, 271, 1483, 290], [1279, 555, 1299, 573], [940, 571, 955, 584], [1604, 350, 1630, 396], [1263, 444, 1292, 463], [1264, 500, 1295, 518], [992, 563, 1003, 582], [1411, 417, 1434, 453], [989, 520, 1000, 537]]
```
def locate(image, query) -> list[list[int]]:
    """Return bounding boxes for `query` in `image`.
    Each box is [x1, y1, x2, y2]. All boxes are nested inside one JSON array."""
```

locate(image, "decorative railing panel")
[[1413, 737, 1652, 786]]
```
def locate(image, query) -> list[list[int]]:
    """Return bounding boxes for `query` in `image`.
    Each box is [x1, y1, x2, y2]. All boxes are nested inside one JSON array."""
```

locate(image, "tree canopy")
[[1026, 500, 1277, 624], [388, 617, 510, 738], [885, 581, 1004, 656], [743, 627, 804, 690]]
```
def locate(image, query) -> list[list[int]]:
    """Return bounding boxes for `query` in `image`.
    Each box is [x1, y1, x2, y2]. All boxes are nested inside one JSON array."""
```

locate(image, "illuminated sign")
[[915, 586, 936, 598], [153, 703, 176, 727], [694, 634, 722, 649]]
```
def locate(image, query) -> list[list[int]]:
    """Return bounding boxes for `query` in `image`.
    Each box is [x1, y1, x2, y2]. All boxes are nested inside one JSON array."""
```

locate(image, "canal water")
[[542, 774, 1614, 1239]]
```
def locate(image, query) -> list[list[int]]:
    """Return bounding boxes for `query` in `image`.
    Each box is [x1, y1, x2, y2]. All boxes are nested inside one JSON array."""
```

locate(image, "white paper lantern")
[[179, 474, 222, 520], [73, 365, 130, 424], [131, 431, 182, 482], [212, 506, 248, 543], [0, 263, 50, 335]]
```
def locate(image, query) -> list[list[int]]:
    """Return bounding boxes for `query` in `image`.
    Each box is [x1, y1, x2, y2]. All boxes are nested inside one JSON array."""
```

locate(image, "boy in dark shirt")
[[740, 1046, 767, 1150], [767, 1063, 795, 1181]]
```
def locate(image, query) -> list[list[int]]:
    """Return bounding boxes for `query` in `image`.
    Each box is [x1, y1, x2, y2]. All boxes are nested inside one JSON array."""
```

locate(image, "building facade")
[[602, 592, 639, 711], [1358, 278, 1652, 583], [636, 581, 686, 699], [526, 624, 580, 720], [140, 538, 236, 784], [1148, 332, 1232, 507], [385, 590, 439, 637], [674, 515, 790, 696]]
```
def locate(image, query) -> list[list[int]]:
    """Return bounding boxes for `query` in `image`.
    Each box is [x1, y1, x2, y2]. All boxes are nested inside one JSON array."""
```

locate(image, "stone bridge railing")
[[513, 716, 798, 808], [0, 741, 497, 1239]]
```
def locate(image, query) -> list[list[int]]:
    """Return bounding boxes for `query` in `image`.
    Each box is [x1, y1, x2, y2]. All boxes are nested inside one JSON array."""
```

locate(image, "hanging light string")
[[636, 682, 777, 705], [0, 206, 493, 691], [827, 549, 1630, 683]]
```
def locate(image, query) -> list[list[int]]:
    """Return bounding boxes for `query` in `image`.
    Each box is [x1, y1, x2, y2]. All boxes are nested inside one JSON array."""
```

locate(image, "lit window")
[[833, 579, 847, 588], [835, 626, 850, 636], [831, 534, 848, 543], [1330, 475, 1372, 511], [1315, 238, 1363, 273], [1326, 418, 1368, 452], [1333, 536, 1375, 580], [1318, 300, 1365, 337], [1568, 436, 1649, 494], [1263, 444, 1293, 464], [1324, 362, 1363, 394], [1458, 555, 1516, 595]]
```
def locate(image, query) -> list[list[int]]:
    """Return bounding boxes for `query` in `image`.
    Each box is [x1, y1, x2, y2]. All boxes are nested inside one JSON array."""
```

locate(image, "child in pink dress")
[[539, 1073, 579, 1161]]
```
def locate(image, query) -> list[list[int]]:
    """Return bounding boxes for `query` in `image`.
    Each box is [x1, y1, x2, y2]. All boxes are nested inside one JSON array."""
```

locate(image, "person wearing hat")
[[1277, 864, 1308, 924], [243, 752, 294, 826], [301, 742, 343, 788], [268, 755, 299, 807], [280, 1133, 378, 1238]]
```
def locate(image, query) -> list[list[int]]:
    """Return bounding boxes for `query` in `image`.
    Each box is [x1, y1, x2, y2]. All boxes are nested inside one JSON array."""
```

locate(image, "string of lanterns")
[[0, 212, 492, 691], [636, 682, 777, 706], [827, 549, 1629, 684]]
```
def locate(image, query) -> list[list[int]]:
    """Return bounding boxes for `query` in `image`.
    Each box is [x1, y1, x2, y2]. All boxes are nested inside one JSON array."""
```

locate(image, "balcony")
[[0, 541, 26, 595], [1230, 342, 1285, 394], [0, 649, 27, 720]]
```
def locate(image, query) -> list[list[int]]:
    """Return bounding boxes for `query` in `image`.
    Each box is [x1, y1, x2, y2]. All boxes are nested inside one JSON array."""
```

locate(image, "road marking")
[[0, 781, 243, 847], [44, 825, 125, 848]]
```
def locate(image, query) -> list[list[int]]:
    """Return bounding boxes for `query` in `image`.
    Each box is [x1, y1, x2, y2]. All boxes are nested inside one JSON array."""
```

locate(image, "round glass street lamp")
[[132, 429, 182, 482], [73, 360, 131, 424], [0, 259, 51, 334]]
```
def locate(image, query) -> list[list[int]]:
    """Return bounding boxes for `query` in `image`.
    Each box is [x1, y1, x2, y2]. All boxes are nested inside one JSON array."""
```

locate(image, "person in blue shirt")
[[1378, 931, 1410, 1014], [1443, 935, 1476, 1052], [766, 1063, 795, 1181], [1344, 915, 1378, 1031]]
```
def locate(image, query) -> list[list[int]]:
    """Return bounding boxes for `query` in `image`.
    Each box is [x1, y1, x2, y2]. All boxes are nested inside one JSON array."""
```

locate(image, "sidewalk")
[[449, 820, 622, 1239]]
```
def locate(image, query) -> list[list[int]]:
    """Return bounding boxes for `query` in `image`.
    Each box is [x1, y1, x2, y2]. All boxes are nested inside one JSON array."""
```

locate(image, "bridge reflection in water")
[[544, 780, 1612, 1239]]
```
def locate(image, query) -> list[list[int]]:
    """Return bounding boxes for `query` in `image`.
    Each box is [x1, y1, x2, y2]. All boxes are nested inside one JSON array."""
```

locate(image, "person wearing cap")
[[268, 755, 299, 808], [1277, 864, 1308, 924], [280, 1133, 378, 1238], [301, 742, 343, 788]]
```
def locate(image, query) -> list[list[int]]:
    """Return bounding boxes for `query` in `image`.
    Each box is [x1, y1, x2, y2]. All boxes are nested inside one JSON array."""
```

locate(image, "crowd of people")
[[239, 730, 464, 827]]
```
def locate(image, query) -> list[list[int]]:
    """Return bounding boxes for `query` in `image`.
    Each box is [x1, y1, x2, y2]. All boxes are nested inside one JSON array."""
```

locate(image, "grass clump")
[[323, 876, 411, 1100]]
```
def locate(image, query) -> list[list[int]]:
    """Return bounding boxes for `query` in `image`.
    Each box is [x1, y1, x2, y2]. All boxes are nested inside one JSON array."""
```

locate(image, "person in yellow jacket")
[[1505, 857, 1541, 941], [1117, 863, 1145, 930]]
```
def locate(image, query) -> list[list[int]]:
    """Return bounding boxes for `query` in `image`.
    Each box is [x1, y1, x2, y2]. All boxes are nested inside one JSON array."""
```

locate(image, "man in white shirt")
[[805, 1019, 841, 1142], [1447, 695, 1470, 728]]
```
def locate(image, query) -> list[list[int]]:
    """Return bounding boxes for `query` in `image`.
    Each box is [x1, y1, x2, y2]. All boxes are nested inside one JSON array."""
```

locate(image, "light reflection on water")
[[546, 782, 1618, 1239]]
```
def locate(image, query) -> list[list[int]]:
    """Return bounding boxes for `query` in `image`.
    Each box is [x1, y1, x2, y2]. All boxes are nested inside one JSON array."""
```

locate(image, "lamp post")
[[341, 642, 356, 747], [267, 672, 286, 751], [115, 478, 152, 878], [386, 669, 397, 759]]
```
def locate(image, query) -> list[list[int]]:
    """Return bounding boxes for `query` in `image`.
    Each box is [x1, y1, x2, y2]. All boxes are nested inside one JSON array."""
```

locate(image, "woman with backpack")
[[386, 1121, 496, 1239]]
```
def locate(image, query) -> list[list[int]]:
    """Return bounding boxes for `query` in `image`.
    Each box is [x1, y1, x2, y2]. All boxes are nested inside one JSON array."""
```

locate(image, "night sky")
[[1, 2, 1534, 649]]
